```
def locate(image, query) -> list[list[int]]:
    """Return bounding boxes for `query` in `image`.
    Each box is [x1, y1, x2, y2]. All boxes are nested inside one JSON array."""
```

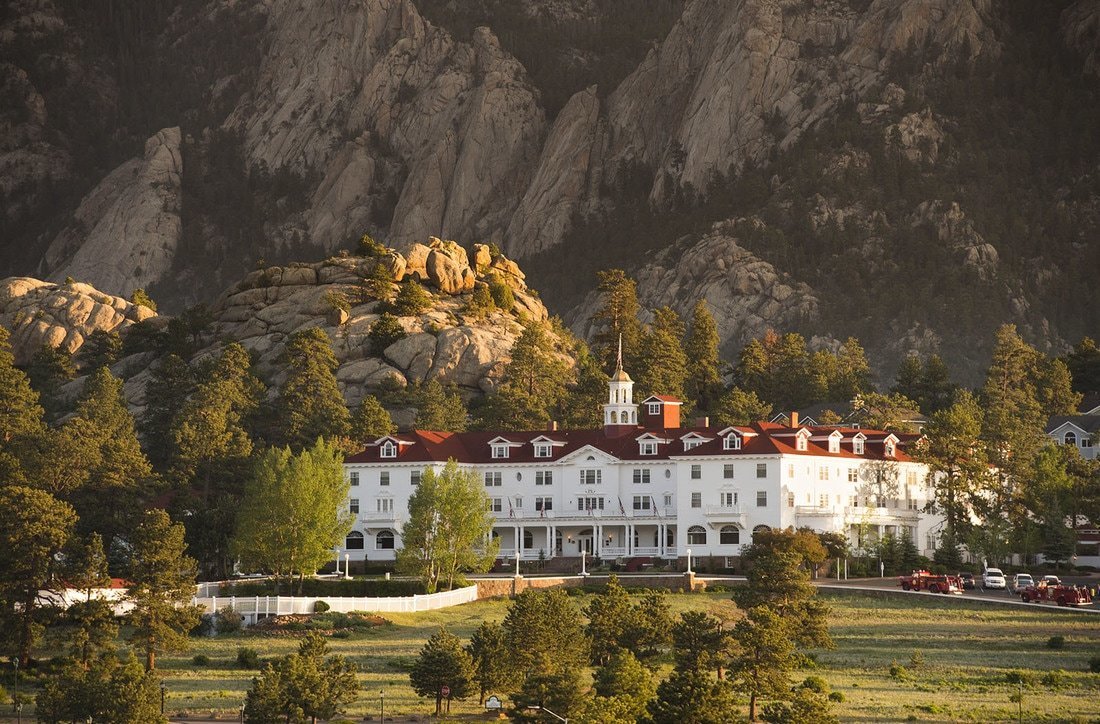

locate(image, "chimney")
[[790, 411, 799, 428], [548, 420, 558, 432], [696, 416, 710, 428]]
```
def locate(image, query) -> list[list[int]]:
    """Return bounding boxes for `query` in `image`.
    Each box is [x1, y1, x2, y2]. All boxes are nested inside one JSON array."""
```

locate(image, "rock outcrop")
[[0, 278, 156, 365], [41, 128, 183, 297], [1062, 0, 1100, 76], [910, 201, 999, 281]]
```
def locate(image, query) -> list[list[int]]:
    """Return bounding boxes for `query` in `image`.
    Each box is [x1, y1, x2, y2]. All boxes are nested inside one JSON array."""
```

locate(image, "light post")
[[527, 705, 568, 723], [686, 547, 693, 574], [580, 549, 587, 576], [160, 682, 167, 715], [345, 553, 351, 579], [515, 548, 521, 576], [240, 703, 246, 723], [379, 688, 385, 722], [334, 547, 341, 576]]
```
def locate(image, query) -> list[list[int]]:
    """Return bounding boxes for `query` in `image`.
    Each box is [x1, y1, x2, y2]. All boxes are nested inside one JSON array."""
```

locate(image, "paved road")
[[818, 575, 1100, 612]]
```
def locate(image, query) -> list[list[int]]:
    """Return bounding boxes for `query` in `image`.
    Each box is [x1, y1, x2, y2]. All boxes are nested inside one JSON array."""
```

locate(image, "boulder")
[[426, 249, 472, 295]]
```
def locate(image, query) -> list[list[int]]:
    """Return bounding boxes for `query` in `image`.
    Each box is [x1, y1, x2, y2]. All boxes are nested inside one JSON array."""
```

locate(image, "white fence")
[[194, 585, 479, 624]]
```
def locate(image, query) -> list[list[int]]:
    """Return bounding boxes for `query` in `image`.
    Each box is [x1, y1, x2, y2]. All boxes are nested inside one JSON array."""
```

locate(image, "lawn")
[[33, 589, 1100, 722]]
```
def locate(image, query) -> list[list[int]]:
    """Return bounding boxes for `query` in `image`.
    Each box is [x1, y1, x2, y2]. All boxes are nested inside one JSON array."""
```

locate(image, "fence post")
[[211, 595, 217, 615]]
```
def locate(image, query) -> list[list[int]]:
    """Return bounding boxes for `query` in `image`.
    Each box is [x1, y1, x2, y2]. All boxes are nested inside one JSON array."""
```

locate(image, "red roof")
[[344, 422, 917, 464]]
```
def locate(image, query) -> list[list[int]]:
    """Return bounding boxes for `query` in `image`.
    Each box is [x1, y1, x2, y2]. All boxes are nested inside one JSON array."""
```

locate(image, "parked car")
[[958, 572, 976, 590], [1010, 573, 1034, 593], [1040, 575, 1062, 587], [983, 568, 1007, 589]]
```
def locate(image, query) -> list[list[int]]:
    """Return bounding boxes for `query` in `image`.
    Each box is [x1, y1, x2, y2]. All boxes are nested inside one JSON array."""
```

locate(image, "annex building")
[[343, 356, 943, 567]]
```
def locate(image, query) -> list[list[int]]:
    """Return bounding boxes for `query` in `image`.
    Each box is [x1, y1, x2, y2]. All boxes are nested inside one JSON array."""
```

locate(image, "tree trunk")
[[19, 592, 35, 668], [749, 693, 757, 722], [435, 692, 442, 716], [147, 646, 156, 671]]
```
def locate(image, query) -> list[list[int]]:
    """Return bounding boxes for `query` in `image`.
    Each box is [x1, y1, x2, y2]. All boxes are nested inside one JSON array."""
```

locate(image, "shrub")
[[800, 675, 828, 693], [1047, 635, 1065, 649], [1041, 669, 1071, 689], [215, 605, 243, 634], [369, 313, 406, 354], [1088, 655, 1100, 673], [324, 290, 351, 314], [237, 647, 260, 669], [393, 280, 432, 315], [828, 691, 845, 703], [889, 661, 908, 680], [357, 234, 387, 257], [192, 654, 211, 666], [909, 649, 925, 668], [314, 600, 331, 613], [129, 287, 158, 311], [1005, 670, 1037, 686], [487, 274, 514, 311], [464, 284, 495, 319]]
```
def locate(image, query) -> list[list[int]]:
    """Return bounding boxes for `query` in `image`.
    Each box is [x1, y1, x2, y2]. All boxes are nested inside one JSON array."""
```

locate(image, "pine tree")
[[585, 575, 635, 665], [560, 343, 606, 429], [592, 650, 656, 720], [0, 326, 46, 484], [919, 390, 987, 539], [1064, 337, 1100, 393], [126, 508, 201, 670], [714, 387, 773, 426], [410, 627, 475, 716], [413, 379, 467, 431], [684, 300, 722, 412], [140, 354, 194, 468], [26, 344, 76, 419], [244, 632, 359, 723], [349, 395, 396, 443], [502, 588, 588, 680], [393, 279, 433, 316], [0, 486, 77, 667], [37, 651, 165, 724], [829, 338, 872, 400], [368, 312, 406, 353], [636, 307, 688, 401], [79, 330, 123, 371], [648, 667, 739, 724], [475, 321, 572, 431], [590, 269, 643, 373], [275, 328, 351, 448], [671, 610, 729, 675], [467, 621, 515, 705], [62, 534, 117, 667], [728, 606, 798, 722]]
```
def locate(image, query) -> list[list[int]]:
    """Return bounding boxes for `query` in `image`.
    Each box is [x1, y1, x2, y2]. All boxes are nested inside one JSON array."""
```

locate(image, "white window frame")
[[534, 443, 552, 458], [536, 470, 553, 486], [380, 441, 397, 458], [723, 464, 734, 479], [724, 434, 741, 450], [632, 495, 651, 510], [484, 471, 502, 487], [380, 471, 390, 486], [491, 444, 509, 459], [489, 498, 503, 512], [349, 498, 359, 514], [647, 402, 662, 416], [690, 492, 702, 508], [639, 441, 658, 456], [349, 471, 359, 486], [580, 469, 602, 485], [756, 491, 768, 507], [691, 464, 701, 480], [633, 468, 651, 485], [756, 463, 767, 479]]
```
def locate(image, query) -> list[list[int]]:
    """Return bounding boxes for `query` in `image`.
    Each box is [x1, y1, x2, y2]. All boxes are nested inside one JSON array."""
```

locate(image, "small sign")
[[441, 686, 451, 698], [486, 695, 503, 710]]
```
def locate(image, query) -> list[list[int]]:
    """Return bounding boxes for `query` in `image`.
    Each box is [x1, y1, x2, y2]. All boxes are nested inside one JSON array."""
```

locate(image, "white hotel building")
[[342, 360, 942, 566]]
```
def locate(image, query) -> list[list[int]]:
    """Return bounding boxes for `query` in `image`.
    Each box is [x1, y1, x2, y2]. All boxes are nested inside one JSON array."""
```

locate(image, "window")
[[536, 470, 553, 486], [647, 402, 662, 415], [1064, 431, 1078, 446], [639, 441, 658, 456], [756, 463, 767, 478], [828, 435, 840, 453], [580, 469, 601, 485], [723, 464, 734, 479], [489, 498, 503, 512], [633, 495, 652, 510], [376, 498, 393, 512], [380, 471, 390, 486], [349, 471, 359, 486], [349, 498, 359, 514], [664, 493, 673, 507], [787, 492, 795, 508], [691, 492, 702, 508], [796, 434, 808, 451], [853, 437, 865, 455], [523, 530, 534, 549], [818, 467, 829, 481], [535, 497, 553, 512], [345, 531, 364, 550], [691, 464, 701, 480], [484, 472, 502, 487], [752, 525, 771, 539], [724, 434, 741, 450], [756, 491, 768, 507], [906, 470, 917, 487], [633, 469, 651, 485], [720, 492, 737, 507], [534, 443, 552, 458], [848, 468, 858, 483], [491, 444, 509, 459], [578, 497, 604, 511], [411, 470, 421, 485], [687, 526, 707, 545], [380, 441, 396, 458], [376, 530, 395, 550], [720, 526, 740, 545], [787, 464, 795, 478], [514, 496, 523, 510], [1083, 435, 1094, 448], [819, 493, 829, 507], [884, 440, 896, 457]]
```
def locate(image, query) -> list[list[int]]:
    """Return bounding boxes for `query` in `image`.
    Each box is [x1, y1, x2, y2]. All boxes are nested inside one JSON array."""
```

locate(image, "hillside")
[[1, 0, 1098, 383]]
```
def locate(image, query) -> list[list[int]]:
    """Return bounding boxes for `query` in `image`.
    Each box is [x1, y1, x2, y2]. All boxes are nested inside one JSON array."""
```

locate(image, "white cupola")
[[603, 335, 638, 436]]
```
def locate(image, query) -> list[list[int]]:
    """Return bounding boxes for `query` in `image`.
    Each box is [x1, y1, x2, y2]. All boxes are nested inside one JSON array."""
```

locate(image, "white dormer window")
[[853, 436, 865, 455], [647, 402, 662, 415], [380, 441, 397, 458], [884, 440, 896, 457], [640, 441, 658, 456], [796, 432, 809, 452], [684, 440, 701, 451], [491, 444, 509, 459], [828, 432, 841, 453], [534, 443, 552, 458], [724, 435, 741, 451], [1064, 432, 1078, 446]]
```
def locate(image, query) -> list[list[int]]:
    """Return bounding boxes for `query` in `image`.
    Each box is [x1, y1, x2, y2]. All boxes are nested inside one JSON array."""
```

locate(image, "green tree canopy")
[[474, 320, 572, 431], [349, 394, 396, 444], [502, 588, 588, 680], [244, 631, 359, 724], [274, 328, 351, 448], [37, 651, 165, 724], [409, 626, 475, 716], [684, 300, 722, 411], [467, 620, 515, 705], [715, 387, 773, 426], [648, 667, 740, 724], [636, 306, 688, 402], [413, 379, 468, 431], [590, 269, 643, 374], [728, 606, 798, 722]]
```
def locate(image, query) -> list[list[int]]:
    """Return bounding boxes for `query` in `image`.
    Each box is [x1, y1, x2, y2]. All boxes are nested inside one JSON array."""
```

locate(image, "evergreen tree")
[[626, 591, 673, 662], [829, 337, 873, 400], [68, 367, 155, 546], [126, 508, 201, 670], [648, 667, 740, 724], [671, 610, 729, 676], [396, 460, 497, 592], [1064, 337, 1100, 393], [585, 575, 635, 665], [0, 486, 76, 667], [919, 390, 988, 539], [349, 395, 396, 443], [37, 651, 165, 724], [79, 330, 123, 370], [410, 627, 475, 716], [1037, 358, 1082, 417], [0, 326, 46, 484], [891, 354, 924, 408], [636, 307, 688, 401], [129, 287, 157, 311], [141, 354, 194, 468], [464, 283, 496, 320], [413, 379, 468, 431], [502, 588, 588, 680], [560, 342, 606, 429], [684, 300, 722, 411], [761, 687, 838, 724], [275, 328, 351, 448], [393, 279, 433, 316], [592, 649, 656, 720], [728, 606, 798, 722], [715, 387, 773, 426], [512, 657, 591, 722], [590, 269, 643, 373], [474, 321, 571, 430], [467, 621, 514, 705], [735, 331, 818, 411], [26, 343, 76, 419], [244, 632, 359, 723], [369, 312, 406, 353], [62, 534, 117, 667], [233, 440, 353, 592]]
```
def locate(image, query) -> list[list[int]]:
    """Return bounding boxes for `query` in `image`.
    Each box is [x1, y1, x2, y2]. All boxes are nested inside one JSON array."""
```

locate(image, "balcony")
[[505, 508, 673, 522], [703, 505, 746, 524], [795, 505, 837, 518], [362, 510, 401, 523]]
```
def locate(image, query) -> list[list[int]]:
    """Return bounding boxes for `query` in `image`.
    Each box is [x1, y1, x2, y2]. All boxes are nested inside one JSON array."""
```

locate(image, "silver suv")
[[1009, 573, 1033, 593], [982, 568, 1006, 589]]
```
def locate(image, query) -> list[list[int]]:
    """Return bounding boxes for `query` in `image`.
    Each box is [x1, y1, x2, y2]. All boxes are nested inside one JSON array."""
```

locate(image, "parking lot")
[[819, 574, 1100, 610]]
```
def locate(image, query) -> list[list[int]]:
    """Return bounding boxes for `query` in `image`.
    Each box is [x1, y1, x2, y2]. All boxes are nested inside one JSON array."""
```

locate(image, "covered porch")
[[493, 522, 678, 560]]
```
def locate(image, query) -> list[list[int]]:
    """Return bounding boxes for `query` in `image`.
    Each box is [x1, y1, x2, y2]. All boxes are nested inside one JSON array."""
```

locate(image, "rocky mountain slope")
[[1, 0, 1098, 383], [1, 239, 551, 420]]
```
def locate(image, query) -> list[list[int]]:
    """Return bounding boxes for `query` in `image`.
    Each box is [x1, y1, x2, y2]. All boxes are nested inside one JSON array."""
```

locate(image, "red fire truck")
[[898, 570, 964, 594], [1019, 582, 1093, 606]]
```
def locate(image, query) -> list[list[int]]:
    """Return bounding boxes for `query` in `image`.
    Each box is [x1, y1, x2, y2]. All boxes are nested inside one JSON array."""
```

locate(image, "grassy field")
[[25, 590, 1100, 722]]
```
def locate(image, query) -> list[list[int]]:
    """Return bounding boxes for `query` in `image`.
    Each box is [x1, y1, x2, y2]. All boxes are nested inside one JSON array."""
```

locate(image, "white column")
[[627, 524, 634, 555], [594, 524, 601, 557], [659, 523, 665, 556], [546, 524, 551, 558]]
